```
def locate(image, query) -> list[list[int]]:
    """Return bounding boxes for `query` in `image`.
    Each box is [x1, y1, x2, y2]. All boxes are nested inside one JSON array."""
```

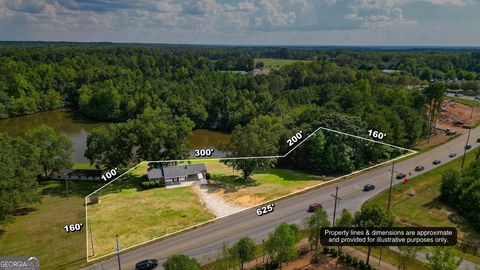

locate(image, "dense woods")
[[1, 43, 478, 174]]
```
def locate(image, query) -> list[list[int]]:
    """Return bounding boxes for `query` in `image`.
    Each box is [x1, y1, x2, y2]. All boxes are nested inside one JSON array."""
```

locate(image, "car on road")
[[477, 138, 480, 143], [465, 144, 472, 150], [363, 184, 376, 191], [308, 203, 323, 212], [414, 165, 425, 172], [396, 173, 407, 179], [135, 259, 159, 270], [454, 94, 464, 97], [433, 160, 442, 165], [449, 153, 457, 158]]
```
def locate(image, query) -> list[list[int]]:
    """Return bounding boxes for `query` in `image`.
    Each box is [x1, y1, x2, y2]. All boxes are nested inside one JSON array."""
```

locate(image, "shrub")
[[323, 247, 330, 254], [206, 172, 211, 179], [352, 257, 359, 267], [339, 252, 346, 261], [358, 260, 366, 270], [331, 249, 338, 258], [345, 254, 353, 263], [141, 181, 151, 189]]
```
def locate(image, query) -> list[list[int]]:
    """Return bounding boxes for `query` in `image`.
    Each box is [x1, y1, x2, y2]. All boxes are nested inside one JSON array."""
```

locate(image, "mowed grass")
[[254, 58, 309, 68], [207, 162, 323, 206], [87, 177, 214, 258], [369, 148, 480, 263], [0, 181, 104, 269]]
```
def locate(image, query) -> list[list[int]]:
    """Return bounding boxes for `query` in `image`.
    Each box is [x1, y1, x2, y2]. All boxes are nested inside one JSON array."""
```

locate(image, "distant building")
[[147, 164, 207, 185], [51, 169, 103, 181]]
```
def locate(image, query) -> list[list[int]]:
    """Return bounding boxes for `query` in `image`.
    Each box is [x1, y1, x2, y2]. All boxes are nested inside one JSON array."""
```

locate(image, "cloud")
[[0, 0, 478, 45]]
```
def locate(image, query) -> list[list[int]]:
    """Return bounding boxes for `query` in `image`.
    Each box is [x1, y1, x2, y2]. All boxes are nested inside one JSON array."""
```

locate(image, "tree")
[[134, 107, 195, 161], [163, 254, 201, 270], [222, 116, 283, 181], [232, 237, 256, 270], [266, 223, 300, 270], [211, 243, 239, 270], [305, 208, 330, 263], [354, 203, 394, 265], [25, 124, 73, 178], [396, 246, 423, 270], [424, 82, 446, 139], [335, 208, 354, 252], [85, 121, 136, 169], [426, 247, 462, 270], [0, 133, 40, 225]]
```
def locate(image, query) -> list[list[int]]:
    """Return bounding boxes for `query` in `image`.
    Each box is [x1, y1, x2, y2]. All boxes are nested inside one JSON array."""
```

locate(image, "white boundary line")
[[85, 127, 417, 263]]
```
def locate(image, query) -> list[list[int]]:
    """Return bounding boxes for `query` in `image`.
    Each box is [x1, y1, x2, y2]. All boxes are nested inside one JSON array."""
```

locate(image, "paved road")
[[447, 93, 478, 101], [83, 127, 480, 270]]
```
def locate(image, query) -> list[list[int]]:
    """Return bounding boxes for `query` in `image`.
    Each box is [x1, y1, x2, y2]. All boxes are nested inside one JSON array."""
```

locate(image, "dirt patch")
[[438, 99, 480, 129], [416, 99, 480, 149]]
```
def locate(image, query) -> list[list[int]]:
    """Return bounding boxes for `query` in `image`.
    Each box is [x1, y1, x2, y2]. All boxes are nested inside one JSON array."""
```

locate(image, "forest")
[[1, 44, 479, 173]]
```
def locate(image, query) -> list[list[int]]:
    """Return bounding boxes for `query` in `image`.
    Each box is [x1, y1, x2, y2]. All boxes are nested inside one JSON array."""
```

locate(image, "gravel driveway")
[[193, 181, 247, 217]]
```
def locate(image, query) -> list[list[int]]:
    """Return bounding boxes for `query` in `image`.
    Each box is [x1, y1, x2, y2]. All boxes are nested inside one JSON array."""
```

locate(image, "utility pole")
[[115, 233, 122, 270], [330, 186, 342, 226], [89, 227, 95, 257], [461, 128, 472, 169], [387, 161, 395, 212], [381, 161, 395, 266], [470, 88, 477, 119]]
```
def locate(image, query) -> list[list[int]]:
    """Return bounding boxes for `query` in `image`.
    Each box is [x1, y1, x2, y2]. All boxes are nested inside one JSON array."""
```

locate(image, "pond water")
[[0, 108, 230, 163]]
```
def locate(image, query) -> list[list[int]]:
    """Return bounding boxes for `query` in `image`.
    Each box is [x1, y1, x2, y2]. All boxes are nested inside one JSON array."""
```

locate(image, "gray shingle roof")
[[148, 163, 206, 180]]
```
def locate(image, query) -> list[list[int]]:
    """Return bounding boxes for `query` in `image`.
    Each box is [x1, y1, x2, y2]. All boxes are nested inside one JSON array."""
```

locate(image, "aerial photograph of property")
[[0, 1, 480, 270]]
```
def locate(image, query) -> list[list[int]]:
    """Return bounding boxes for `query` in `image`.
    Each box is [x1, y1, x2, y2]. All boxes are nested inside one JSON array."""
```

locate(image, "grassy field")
[[207, 162, 324, 206], [87, 173, 214, 258], [369, 147, 480, 263], [449, 96, 480, 107], [0, 181, 103, 269], [254, 58, 309, 68]]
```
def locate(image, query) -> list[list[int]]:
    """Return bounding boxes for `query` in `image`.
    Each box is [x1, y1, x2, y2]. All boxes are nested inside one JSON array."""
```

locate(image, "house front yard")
[[87, 177, 214, 259], [206, 162, 326, 206]]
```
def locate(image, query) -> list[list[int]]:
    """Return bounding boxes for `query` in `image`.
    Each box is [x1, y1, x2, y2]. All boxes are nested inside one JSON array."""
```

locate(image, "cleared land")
[[369, 147, 480, 264], [0, 181, 103, 270], [254, 58, 309, 68], [87, 173, 214, 259], [206, 162, 325, 206]]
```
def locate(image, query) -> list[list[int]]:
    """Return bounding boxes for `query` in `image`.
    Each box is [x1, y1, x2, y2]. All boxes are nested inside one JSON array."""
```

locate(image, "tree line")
[[441, 151, 480, 231], [0, 125, 73, 225], [161, 203, 461, 270]]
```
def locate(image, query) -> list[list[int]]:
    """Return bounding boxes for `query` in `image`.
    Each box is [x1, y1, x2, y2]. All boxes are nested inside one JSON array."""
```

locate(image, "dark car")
[[449, 153, 457, 158], [396, 173, 407, 179], [465, 144, 472, 150], [433, 160, 442, 165], [363, 184, 376, 191], [477, 138, 480, 143], [454, 94, 464, 97], [135, 259, 159, 270], [414, 165, 425, 172], [308, 203, 323, 212]]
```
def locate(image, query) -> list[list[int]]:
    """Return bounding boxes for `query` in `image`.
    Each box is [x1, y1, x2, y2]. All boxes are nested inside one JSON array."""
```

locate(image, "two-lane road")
[[84, 127, 480, 270]]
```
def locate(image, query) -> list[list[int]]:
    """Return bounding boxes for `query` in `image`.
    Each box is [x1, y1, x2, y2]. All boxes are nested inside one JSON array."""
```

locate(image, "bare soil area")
[[416, 99, 480, 149]]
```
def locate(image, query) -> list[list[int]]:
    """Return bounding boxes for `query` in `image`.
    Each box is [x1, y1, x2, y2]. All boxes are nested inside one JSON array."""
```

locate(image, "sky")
[[0, 0, 479, 46]]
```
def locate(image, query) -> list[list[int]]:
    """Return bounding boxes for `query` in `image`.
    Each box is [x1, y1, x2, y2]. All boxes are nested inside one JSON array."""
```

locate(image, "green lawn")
[[208, 163, 324, 206], [254, 58, 309, 68], [449, 96, 479, 107], [0, 181, 104, 269], [87, 173, 214, 259], [369, 147, 480, 263]]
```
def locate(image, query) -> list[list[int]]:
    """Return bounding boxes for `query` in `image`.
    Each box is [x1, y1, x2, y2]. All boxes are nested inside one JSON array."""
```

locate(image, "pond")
[[0, 108, 230, 163]]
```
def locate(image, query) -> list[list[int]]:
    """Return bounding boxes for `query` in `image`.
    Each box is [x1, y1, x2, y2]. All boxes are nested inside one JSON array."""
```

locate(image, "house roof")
[[148, 164, 206, 180]]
